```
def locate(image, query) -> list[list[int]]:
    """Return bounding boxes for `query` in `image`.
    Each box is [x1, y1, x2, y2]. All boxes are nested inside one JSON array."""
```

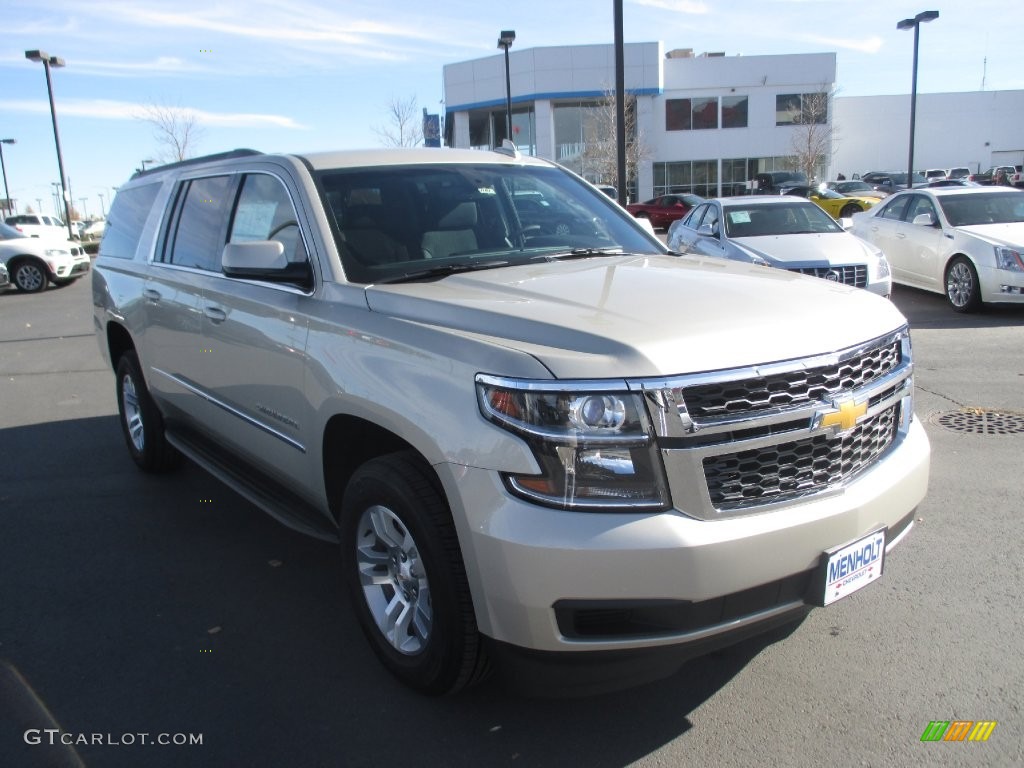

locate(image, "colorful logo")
[[920, 720, 997, 742]]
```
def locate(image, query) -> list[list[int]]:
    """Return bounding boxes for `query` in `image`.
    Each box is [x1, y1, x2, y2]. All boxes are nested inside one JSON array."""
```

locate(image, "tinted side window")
[[881, 196, 911, 221], [102, 183, 161, 260], [229, 174, 308, 265], [683, 204, 707, 228], [167, 176, 234, 271]]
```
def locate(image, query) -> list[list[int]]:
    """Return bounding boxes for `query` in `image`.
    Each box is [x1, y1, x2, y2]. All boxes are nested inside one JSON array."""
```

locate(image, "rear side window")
[[101, 183, 161, 259], [165, 176, 234, 271]]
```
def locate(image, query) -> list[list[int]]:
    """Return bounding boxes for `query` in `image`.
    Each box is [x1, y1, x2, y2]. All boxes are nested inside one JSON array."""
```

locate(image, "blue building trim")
[[447, 87, 663, 113]]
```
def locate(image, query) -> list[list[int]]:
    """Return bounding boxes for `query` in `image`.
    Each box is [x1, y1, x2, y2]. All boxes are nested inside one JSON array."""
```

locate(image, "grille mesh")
[[683, 339, 900, 418], [788, 265, 868, 288], [703, 405, 898, 508]]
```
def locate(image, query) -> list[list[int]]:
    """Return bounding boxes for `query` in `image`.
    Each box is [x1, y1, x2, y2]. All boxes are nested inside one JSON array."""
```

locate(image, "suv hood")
[[734, 232, 877, 267], [365, 255, 905, 379]]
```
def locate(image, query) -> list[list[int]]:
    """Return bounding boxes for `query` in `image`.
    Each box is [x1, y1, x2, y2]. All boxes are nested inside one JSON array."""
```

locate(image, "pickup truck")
[[93, 147, 930, 695], [969, 165, 1016, 185]]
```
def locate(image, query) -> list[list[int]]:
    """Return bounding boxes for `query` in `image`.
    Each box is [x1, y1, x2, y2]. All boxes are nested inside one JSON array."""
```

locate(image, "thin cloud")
[[628, 0, 709, 13], [797, 34, 884, 54], [0, 98, 305, 129]]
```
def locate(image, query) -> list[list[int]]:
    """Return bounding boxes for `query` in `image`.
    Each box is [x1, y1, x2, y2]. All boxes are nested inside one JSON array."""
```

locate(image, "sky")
[[3, 0, 1021, 222]]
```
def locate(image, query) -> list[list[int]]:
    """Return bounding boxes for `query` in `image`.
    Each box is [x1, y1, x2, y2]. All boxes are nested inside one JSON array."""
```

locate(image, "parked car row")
[[0, 221, 91, 292]]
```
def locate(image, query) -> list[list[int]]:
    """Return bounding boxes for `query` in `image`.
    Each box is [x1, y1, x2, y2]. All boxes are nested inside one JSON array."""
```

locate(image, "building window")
[[722, 96, 748, 128], [653, 160, 718, 197], [666, 98, 719, 131], [691, 98, 718, 130], [666, 98, 690, 131], [776, 93, 827, 126]]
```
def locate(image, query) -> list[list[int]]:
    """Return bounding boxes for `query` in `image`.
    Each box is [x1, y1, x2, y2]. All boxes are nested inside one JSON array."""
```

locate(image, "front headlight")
[[476, 374, 670, 510], [995, 247, 1024, 272]]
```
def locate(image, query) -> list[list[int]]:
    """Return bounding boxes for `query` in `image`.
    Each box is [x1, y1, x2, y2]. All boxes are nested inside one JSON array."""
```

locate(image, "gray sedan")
[[667, 196, 892, 297]]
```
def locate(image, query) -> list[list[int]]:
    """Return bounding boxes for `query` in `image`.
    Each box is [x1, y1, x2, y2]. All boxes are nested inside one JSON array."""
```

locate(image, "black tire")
[[339, 450, 488, 695], [839, 203, 861, 218], [115, 351, 181, 472], [944, 255, 982, 313], [11, 260, 49, 293], [52, 278, 75, 288]]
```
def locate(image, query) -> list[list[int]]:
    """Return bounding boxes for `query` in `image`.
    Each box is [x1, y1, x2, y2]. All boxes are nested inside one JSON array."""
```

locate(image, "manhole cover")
[[932, 409, 1024, 435]]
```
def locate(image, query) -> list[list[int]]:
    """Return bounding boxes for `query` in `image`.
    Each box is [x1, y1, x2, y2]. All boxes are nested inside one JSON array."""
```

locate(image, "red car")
[[625, 194, 703, 230]]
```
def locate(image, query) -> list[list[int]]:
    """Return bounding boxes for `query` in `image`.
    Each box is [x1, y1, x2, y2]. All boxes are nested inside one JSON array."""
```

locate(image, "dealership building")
[[442, 42, 1023, 200]]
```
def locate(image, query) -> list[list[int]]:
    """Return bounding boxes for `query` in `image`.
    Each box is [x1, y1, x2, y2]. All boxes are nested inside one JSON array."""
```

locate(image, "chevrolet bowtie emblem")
[[820, 398, 867, 432]]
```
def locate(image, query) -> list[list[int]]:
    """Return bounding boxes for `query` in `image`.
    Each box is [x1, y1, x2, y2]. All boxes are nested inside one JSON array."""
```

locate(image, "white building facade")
[[443, 42, 1023, 200]]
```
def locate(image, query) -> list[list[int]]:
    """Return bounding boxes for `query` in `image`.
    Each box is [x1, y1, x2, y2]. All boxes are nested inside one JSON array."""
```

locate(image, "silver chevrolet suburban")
[[93, 147, 930, 695]]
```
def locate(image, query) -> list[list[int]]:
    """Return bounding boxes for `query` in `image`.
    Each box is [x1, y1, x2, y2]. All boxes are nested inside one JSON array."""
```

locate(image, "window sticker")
[[729, 211, 752, 224]]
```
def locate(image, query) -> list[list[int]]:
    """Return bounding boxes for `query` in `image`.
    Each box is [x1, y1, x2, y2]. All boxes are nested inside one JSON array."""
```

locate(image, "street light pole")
[[25, 49, 75, 240], [98, 192, 106, 218], [497, 30, 516, 145], [897, 11, 939, 190], [0, 139, 15, 216]]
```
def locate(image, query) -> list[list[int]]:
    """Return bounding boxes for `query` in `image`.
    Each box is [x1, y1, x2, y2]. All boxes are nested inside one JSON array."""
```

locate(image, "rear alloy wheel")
[[840, 203, 861, 218], [11, 261, 48, 293], [340, 451, 488, 694], [115, 351, 181, 472], [945, 255, 982, 313]]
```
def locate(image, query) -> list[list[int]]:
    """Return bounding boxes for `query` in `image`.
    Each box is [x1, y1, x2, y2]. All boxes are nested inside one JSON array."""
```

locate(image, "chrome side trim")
[[151, 367, 306, 453]]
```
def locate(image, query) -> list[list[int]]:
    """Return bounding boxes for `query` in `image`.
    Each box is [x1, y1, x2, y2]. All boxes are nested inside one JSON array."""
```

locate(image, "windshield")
[[316, 164, 663, 284], [938, 191, 1024, 227], [722, 202, 843, 237]]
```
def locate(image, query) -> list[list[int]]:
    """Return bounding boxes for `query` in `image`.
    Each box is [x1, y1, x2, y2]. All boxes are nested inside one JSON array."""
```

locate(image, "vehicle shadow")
[[0, 415, 794, 768], [890, 284, 1024, 329]]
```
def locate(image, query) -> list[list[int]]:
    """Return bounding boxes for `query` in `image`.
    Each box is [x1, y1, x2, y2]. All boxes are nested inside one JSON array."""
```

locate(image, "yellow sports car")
[[782, 185, 879, 219]]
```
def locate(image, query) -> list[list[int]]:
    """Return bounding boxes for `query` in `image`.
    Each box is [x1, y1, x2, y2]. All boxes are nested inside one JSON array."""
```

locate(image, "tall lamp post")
[[0, 139, 15, 216], [98, 191, 106, 218], [25, 50, 75, 240], [497, 30, 516, 145], [897, 10, 939, 190]]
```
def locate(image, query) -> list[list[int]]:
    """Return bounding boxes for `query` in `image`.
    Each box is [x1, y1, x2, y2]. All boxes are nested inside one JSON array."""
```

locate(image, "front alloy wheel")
[[12, 261, 48, 293], [356, 504, 433, 655], [945, 256, 982, 313], [340, 451, 488, 694]]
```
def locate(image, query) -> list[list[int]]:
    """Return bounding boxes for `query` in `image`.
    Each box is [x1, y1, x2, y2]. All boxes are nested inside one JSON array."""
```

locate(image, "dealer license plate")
[[822, 528, 886, 606]]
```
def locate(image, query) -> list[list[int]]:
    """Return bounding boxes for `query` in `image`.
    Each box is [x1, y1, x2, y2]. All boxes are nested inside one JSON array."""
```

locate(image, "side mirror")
[[697, 222, 718, 238], [911, 212, 935, 227], [222, 241, 312, 286]]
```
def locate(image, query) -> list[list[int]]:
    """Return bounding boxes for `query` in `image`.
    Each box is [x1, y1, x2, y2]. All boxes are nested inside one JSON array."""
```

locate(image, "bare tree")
[[137, 103, 204, 164], [373, 95, 423, 148], [579, 87, 648, 195], [788, 88, 838, 183]]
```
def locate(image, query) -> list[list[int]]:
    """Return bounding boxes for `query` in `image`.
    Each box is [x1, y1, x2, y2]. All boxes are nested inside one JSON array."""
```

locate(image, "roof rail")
[[130, 148, 263, 179]]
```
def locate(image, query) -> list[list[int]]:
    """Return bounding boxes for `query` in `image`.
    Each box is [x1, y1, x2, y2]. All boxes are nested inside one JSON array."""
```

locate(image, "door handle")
[[204, 306, 227, 323], [143, 288, 161, 302], [896, 233, 906, 239]]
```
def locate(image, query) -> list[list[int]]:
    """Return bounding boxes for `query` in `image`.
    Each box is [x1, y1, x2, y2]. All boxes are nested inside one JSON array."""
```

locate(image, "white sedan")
[[667, 196, 892, 297], [849, 187, 1024, 312]]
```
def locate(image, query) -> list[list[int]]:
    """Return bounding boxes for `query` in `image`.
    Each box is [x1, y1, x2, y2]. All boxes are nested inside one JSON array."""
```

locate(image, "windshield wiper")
[[529, 247, 625, 262], [377, 260, 510, 284]]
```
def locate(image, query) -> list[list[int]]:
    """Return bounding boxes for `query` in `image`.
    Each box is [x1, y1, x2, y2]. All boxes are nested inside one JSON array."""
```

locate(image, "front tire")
[[115, 351, 181, 472], [11, 261, 48, 293], [340, 451, 488, 695], [945, 255, 982, 313]]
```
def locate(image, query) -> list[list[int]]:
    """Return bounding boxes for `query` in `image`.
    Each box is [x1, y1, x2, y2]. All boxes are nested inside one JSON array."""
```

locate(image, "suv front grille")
[[788, 265, 867, 288], [703, 404, 899, 508], [682, 338, 900, 418]]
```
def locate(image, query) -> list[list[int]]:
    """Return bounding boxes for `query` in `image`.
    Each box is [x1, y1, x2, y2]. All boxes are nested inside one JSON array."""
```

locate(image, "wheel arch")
[[322, 414, 438, 523], [105, 321, 137, 373]]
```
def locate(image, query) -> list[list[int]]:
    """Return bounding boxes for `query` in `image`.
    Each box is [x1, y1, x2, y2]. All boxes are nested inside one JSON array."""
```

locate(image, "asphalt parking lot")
[[1, 276, 1022, 768]]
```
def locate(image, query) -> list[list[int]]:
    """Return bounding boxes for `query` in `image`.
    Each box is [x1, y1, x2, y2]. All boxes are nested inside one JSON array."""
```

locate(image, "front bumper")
[[439, 417, 929, 656], [980, 264, 1024, 303]]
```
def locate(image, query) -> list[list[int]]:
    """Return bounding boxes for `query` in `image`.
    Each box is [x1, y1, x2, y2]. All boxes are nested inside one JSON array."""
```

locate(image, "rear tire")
[[115, 351, 181, 472], [945, 255, 982, 313], [339, 451, 488, 694], [840, 203, 861, 218]]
